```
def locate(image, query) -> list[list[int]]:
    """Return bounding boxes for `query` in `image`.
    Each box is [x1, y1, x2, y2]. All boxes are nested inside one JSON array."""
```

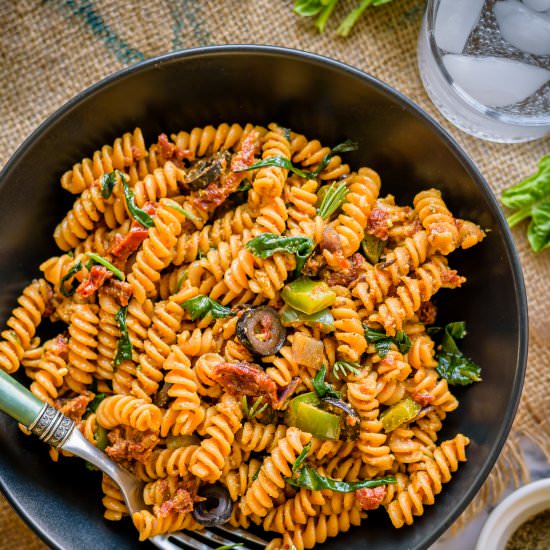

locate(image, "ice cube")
[[434, 0, 485, 54], [495, 1, 550, 56], [442, 54, 550, 107], [522, 0, 550, 12]]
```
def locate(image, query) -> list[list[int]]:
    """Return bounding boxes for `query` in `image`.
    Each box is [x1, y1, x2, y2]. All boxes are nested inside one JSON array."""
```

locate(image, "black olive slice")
[[236, 306, 286, 356], [184, 151, 231, 190], [192, 484, 232, 527], [320, 397, 361, 441]]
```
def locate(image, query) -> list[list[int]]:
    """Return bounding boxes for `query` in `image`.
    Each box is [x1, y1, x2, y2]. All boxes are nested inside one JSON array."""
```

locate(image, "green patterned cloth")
[[0, 1, 549, 548]]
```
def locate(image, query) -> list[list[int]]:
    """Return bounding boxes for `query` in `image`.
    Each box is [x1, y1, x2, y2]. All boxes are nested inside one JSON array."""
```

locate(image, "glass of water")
[[417, 0, 550, 143]]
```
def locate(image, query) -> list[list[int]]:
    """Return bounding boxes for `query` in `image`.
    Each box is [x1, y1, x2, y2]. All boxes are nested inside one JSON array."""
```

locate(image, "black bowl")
[[0, 46, 527, 550]]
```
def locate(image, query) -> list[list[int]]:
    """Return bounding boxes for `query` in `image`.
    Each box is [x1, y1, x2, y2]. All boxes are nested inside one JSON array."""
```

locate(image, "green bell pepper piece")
[[281, 278, 336, 315], [285, 392, 341, 440], [279, 305, 334, 330], [362, 234, 384, 264], [379, 397, 421, 432]]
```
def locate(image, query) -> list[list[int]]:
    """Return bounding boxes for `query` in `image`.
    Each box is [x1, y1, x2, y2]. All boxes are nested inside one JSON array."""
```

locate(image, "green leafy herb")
[[364, 326, 411, 357], [214, 545, 244, 550], [85, 393, 106, 416], [166, 202, 201, 223], [251, 461, 262, 481], [332, 360, 360, 380], [287, 464, 396, 492], [122, 178, 154, 228], [293, 0, 394, 36], [292, 442, 312, 473], [242, 396, 268, 421], [246, 233, 315, 274], [317, 182, 349, 220], [101, 170, 154, 228], [236, 156, 315, 179], [86, 253, 125, 281], [313, 140, 358, 176], [432, 322, 482, 386], [85, 462, 98, 472], [114, 306, 132, 368], [181, 295, 234, 321], [100, 171, 118, 199], [312, 364, 341, 399], [502, 154, 550, 252], [60, 261, 83, 297]]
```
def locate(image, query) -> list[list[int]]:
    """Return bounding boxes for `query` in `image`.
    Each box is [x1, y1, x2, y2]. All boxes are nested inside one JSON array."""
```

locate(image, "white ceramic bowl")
[[476, 478, 550, 550]]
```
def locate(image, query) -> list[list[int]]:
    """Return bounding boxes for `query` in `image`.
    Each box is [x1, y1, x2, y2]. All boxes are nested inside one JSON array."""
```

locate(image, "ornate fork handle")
[[28, 404, 75, 448]]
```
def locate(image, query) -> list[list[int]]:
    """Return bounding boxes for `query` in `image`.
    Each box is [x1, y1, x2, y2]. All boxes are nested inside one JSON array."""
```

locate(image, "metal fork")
[[0, 370, 268, 550]]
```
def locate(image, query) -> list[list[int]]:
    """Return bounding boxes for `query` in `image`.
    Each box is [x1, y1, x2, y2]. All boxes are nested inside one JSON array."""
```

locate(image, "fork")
[[0, 370, 268, 550]]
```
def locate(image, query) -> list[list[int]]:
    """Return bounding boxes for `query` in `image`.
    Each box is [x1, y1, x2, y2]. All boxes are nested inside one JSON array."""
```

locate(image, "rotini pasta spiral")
[[0, 279, 51, 374], [190, 393, 243, 482], [61, 128, 147, 194], [96, 395, 162, 432], [102, 474, 128, 521], [241, 428, 312, 517]]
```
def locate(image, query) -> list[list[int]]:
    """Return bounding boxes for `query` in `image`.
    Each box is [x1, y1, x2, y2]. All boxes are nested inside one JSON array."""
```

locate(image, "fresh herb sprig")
[[246, 233, 315, 275], [313, 139, 358, 176], [287, 464, 396, 492], [317, 182, 349, 220], [364, 326, 411, 357], [100, 170, 154, 228], [332, 360, 360, 380], [293, 0, 395, 36], [114, 306, 132, 368], [181, 295, 234, 321], [85, 393, 106, 416], [502, 154, 550, 252], [429, 322, 482, 386], [242, 396, 268, 421], [312, 364, 341, 399]]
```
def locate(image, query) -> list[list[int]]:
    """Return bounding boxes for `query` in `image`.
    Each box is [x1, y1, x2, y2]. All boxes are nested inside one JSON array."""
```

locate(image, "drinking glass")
[[417, 0, 550, 143]]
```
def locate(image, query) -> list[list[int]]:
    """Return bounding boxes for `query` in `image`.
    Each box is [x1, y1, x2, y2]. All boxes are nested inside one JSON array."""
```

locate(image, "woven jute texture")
[[0, 0, 549, 548]]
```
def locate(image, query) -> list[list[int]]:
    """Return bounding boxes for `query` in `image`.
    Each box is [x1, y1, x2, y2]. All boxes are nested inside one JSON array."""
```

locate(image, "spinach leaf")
[[502, 155, 550, 252], [431, 321, 481, 386], [246, 233, 315, 274], [294, 0, 325, 17], [114, 306, 132, 368], [181, 295, 234, 321], [312, 364, 341, 399], [86, 252, 125, 281], [100, 170, 154, 228], [60, 261, 82, 297], [287, 465, 396, 492], [100, 171, 118, 199], [313, 139, 358, 176], [292, 442, 312, 473], [236, 156, 315, 180], [332, 360, 360, 380], [364, 326, 411, 357], [317, 182, 349, 220]]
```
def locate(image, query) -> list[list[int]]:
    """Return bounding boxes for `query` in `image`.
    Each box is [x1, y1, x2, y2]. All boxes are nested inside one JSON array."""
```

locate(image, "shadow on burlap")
[[0, 0, 549, 548]]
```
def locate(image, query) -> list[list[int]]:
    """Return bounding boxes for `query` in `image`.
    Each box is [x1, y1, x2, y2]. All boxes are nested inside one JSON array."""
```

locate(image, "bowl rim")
[[475, 478, 550, 549], [0, 44, 529, 550]]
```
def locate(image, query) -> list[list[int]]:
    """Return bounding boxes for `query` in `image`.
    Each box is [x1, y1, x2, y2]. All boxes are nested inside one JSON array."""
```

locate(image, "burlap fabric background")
[[0, 0, 549, 548]]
